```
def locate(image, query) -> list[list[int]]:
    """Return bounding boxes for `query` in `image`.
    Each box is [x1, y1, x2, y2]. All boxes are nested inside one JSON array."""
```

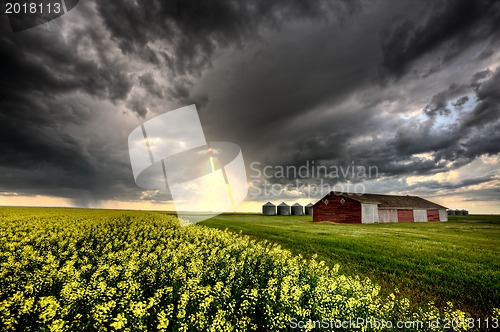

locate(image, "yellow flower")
[[110, 313, 127, 330]]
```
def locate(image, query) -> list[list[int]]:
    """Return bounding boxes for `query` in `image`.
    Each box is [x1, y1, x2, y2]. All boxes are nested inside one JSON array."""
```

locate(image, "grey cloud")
[[407, 175, 497, 192], [380, 0, 500, 79], [452, 96, 469, 108], [139, 73, 164, 98], [472, 69, 493, 83], [424, 83, 468, 117], [0, 0, 498, 209], [95, 0, 362, 104], [127, 96, 148, 118], [96, 0, 358, 76], [462, 187, 500, 202], [461, 68, 500, 129]]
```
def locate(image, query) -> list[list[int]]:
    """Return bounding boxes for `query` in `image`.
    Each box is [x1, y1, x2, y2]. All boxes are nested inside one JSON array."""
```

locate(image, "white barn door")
[[413, 209, 428, 222], [378, 209, 398, 223], [362, 204, 379, 224], [438, 209, 448, 222]]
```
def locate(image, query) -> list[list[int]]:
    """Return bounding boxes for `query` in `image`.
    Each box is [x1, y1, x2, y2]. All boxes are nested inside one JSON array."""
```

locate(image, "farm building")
[[291, 203, 304, 215], [277, 202, 291, 216], [305, 203, 313, 216], [262, 202, 276, 216], [313, 192, 447, 223]]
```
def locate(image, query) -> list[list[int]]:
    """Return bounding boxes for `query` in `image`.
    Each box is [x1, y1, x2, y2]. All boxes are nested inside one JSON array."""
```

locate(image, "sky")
[[0, 0, 499, 214]]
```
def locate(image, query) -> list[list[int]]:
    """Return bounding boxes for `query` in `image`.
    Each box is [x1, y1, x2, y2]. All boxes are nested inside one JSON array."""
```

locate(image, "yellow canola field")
[[0, 208, 489, 331]]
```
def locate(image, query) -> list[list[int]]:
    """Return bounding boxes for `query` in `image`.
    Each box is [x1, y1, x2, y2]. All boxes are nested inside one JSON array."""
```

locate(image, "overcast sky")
[[1, 0, 499, 213]]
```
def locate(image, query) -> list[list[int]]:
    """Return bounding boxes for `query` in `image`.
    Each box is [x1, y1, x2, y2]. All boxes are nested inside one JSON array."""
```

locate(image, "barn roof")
[[316, 192, 447, 209]]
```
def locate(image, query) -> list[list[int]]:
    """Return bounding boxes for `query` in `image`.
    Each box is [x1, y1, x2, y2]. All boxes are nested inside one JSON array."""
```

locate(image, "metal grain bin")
[[305, 203, 313, 216], [455, 209, 462, 215], [462, 209, 469, 216], [277, 202, 290, 216], [447, 209, 455, 215], [262, 202, 276, 216], [291, 203, 304, 215]]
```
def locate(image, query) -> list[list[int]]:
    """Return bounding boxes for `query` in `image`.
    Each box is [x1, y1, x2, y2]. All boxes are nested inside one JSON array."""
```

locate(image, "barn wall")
[[438, 210, 448, 222], [378, 209, 398, 223], [362, 204, 378, 223], [397, 209, 414, 222], [427, 210, 440, 222], [413, 209, 428, 222], [313, 195, 362, 223]]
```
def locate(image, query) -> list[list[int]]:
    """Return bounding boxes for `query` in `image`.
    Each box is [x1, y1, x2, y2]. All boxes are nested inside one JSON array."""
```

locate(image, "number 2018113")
[[5, 2, 61, 14]]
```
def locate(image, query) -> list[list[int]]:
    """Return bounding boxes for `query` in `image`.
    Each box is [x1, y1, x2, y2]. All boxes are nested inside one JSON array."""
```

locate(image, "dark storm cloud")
[[235, 52, 500, 203], [0, 0, 361, 205], [383, 68, 500, 177], [193, 2, 394, 166], [190, 0, 500, 195], [0, 5, 139, 204], [0, 23, 133, 103], [139, 73, 163, 98], [461, 68, 500, 129], [96, 0, 358, 77], [0, 0, 499, 208], [95, 0, 362, 106], [395, 67, 500, 175], [380, 0, 500, 79]]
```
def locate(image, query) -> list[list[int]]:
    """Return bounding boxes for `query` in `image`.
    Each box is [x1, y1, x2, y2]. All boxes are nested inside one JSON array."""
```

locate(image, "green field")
[[1, 207, 498, 331], [201, 214, 500, 317]]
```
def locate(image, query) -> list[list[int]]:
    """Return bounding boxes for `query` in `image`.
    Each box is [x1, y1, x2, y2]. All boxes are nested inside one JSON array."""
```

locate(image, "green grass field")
[[201, 214, 500, 317]]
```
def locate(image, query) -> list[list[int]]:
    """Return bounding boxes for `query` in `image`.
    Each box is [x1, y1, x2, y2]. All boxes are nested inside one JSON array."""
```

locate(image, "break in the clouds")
[[0, 0, 499, 212]]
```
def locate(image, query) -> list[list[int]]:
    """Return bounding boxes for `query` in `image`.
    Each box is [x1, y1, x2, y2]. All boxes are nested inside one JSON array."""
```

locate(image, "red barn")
[[313, 192, 448, 223]]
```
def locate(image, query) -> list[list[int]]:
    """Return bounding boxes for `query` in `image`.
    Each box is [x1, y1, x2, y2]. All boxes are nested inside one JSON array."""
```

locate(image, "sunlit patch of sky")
[[434, 94, 477, 129], [398, 93, 477, 129]]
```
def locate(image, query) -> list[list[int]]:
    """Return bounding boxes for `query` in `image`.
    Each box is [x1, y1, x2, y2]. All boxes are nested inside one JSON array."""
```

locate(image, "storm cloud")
[[0, 0, 498, 211]]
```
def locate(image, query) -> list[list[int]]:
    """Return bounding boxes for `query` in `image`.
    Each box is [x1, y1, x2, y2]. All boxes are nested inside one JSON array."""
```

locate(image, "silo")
[[462, 209, 469, 216], [305, 203, 313, 216], [455, 209, 462, 215], [277, 202, 290, 216], [291, 203, 304, 215], [447, 209, 455, 215], [262, 202, 276, 216]]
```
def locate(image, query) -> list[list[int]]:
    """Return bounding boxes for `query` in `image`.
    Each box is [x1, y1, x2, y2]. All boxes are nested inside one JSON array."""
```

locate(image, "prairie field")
[[0, 207, 498, 331], [201, 214, 500, 318]]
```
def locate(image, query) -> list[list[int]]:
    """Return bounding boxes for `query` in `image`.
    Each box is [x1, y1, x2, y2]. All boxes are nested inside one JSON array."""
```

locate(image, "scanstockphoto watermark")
[[289, 317, 425, 330], [290, 317, 500, 330], [249, 160, 379, 198]]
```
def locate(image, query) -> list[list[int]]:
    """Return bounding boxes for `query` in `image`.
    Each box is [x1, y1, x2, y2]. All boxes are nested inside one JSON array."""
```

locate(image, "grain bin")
[[462, 209, 469, 216], [305, 203, 313, 216], [277, 202, 290, 216], [291, 203, 304, 215], [455, 209, 462, 215], [262, 202, 276, 216], [447, 209, 455, 215]]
